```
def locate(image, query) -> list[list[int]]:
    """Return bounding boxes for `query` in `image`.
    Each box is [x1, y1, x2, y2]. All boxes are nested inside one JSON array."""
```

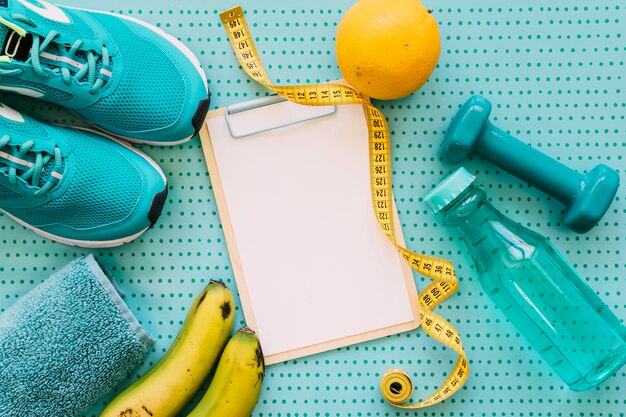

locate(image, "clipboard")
[[199, 95, 420, 365]]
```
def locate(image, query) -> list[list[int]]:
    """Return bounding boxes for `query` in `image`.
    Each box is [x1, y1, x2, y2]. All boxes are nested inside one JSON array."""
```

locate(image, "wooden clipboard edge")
[[264, 316, 418, 365], [199, 104, 421, 365], [199, 113, 259, 335]]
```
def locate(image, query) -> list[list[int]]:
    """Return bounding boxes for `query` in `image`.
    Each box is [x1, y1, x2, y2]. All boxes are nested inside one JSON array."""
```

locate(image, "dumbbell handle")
[[476, 122, 580, 205], [442, 95, 620, 233]]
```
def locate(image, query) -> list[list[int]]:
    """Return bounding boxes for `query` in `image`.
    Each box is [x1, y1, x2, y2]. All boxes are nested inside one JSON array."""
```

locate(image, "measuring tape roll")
[[219, 6, 469, 408], [381, 369, 413, 405]]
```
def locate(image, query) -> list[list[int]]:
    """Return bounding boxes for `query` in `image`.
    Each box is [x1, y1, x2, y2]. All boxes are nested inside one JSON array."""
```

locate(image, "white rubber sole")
[[79, 120, 197, 146], [63, 111, 197, 146], [1, 127, 168, 248], [0, 208, 150, 248]]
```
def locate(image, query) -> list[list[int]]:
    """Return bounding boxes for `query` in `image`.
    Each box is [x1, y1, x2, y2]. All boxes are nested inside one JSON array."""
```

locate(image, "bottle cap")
[[424, 167, 476, 213]]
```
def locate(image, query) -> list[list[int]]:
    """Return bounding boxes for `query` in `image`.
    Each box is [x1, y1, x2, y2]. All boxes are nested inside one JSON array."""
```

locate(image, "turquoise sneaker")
[[0, 1, 209, 145], [0, 102, 168, 247]]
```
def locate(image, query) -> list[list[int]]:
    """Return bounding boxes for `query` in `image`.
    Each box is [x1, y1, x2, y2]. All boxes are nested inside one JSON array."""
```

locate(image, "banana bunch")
[[99, 281, 264, 417], [188, 327, 265, 417]]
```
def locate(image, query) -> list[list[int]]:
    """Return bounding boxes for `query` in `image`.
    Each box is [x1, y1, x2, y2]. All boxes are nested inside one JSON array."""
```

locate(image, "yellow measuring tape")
[[219, 6, 469, 408]]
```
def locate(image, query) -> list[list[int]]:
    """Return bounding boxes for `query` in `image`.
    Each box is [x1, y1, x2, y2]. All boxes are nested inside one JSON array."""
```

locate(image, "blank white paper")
[[206, 101, 418, 359]]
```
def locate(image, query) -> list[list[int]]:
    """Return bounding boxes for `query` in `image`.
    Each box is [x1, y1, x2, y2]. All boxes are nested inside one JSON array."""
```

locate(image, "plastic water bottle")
[[424, 168, 626, 390]]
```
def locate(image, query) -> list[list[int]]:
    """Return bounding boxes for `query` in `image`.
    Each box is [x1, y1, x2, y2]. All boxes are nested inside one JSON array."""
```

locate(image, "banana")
[[187, 327, 265, 417], [99, 280, 235, 417]]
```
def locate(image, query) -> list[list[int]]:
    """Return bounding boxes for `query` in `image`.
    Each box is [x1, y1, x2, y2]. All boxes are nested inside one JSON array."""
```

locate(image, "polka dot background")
[[1, 0, 624, 416]]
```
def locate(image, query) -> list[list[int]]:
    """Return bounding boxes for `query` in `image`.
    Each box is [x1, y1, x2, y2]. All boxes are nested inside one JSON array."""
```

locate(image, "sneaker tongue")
[[0, 25, 33, 62]]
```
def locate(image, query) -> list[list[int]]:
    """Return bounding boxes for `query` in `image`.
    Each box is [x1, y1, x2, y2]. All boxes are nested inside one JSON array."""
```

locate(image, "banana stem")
[[239, 326, 256, 335]]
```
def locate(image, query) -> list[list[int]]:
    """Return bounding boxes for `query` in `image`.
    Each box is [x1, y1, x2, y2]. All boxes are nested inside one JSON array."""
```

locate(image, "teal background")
[[1, 0, 624, 416]]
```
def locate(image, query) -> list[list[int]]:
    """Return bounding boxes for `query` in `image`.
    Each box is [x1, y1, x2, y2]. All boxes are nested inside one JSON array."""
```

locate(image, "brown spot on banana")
[[255, 342, 265, 368], [195, 291, 207, 309], [118, 409, 140, 417], [220, 301, 232, 319], [254, 371, 265, 388], [117, 405, 153, 417]]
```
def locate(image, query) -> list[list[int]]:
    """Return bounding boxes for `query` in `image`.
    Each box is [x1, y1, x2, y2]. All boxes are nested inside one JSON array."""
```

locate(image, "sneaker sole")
[[76, 95, 210, 147], [0, 131, 169, 248], [63, 6, 211, 146], [0, 208, 150, 248]]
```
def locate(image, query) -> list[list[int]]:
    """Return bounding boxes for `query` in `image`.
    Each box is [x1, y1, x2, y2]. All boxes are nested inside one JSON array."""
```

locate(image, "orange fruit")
[[336, 0, 441, 100]]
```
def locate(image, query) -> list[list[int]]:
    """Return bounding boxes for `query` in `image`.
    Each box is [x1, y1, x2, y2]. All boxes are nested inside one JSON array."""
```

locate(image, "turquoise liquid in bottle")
[[425, 168, 626, 391]]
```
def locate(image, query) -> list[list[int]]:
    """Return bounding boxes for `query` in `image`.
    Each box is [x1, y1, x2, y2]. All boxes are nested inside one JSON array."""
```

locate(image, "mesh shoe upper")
[[0, 103, 167, 246], [0, 2, 208, 144], [7, 132, 145, 230], [75, 13, 189, 135]]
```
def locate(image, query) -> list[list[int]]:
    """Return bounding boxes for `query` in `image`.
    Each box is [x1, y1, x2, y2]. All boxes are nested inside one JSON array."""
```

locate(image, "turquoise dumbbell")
[[440, 95, 619, 233]]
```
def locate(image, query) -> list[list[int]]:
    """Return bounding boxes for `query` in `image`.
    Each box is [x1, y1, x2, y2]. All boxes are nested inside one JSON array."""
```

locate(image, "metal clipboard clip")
[[225, 94, 337, 138]]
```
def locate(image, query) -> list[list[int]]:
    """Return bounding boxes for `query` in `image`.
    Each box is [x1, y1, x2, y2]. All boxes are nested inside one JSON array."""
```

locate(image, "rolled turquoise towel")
[[0, 255, 154, 417]]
